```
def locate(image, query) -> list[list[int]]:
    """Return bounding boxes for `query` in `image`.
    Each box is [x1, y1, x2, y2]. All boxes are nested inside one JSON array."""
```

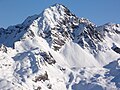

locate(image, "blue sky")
[[0, 0, 120, 28]]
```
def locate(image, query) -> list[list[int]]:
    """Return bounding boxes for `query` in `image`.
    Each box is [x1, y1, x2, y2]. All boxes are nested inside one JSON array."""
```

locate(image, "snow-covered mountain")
[[0, 4, 120, 90]]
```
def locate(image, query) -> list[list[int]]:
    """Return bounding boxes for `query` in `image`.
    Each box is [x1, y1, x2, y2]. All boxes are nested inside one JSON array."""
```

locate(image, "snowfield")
[[0, 4, 120, 90]]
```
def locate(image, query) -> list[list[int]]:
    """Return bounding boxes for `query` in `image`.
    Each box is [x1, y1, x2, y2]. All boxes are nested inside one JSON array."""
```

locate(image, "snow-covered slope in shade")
[[0, 3, 120, 90]]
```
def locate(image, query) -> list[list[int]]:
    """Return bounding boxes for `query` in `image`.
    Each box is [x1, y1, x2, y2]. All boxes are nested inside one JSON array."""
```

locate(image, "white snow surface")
[[60, 41, 101, 68], [0, 4, 120, 90]]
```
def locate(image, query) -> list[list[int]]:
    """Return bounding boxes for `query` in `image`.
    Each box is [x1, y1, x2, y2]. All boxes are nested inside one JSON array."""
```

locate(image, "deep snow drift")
[[0, 4, 120, 90]]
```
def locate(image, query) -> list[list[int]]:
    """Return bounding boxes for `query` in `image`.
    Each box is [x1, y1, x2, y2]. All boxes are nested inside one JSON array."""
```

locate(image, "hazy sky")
[[0, 0, 120, 28]]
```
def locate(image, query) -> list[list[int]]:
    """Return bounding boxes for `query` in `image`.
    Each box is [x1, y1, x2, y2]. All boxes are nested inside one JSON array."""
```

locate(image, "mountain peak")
[[37, 4, 79, 50], [0, 4, 120, 90], [22, 3, 74, 29], [50, 3, 66, 8]]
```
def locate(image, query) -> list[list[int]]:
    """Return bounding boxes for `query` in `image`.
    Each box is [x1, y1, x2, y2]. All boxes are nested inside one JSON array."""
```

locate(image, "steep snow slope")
[[60, 41, 100, 68], [0, 4, 120, 90], [73, 20, 120, 66]]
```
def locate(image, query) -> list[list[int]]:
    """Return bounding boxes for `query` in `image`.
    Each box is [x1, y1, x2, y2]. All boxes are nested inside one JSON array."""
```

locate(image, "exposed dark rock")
[[34, 71, 49, 82], [35, 86, 41, 90], [113, 47, 120, 54], [40, 52, 56, 64], [0, 44, 7, 53], [112, 43, 120, 54], [47, 84, 52, 89]]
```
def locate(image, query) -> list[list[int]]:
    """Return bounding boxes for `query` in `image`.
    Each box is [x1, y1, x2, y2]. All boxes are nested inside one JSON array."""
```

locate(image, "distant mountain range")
[[0, 4, 120, 90]]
